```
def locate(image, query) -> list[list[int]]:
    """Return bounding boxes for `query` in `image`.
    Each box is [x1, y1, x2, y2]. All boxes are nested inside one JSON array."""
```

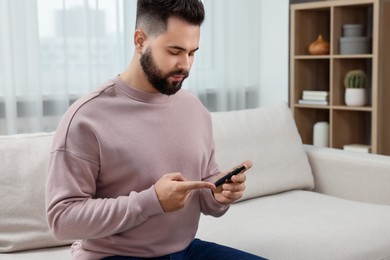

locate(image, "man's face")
[[140, 17, 200, 95], [140, 47, 188, 96]]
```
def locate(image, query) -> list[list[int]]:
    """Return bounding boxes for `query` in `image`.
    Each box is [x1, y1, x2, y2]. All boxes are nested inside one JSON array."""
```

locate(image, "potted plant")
[[344, 70, 367, 106]]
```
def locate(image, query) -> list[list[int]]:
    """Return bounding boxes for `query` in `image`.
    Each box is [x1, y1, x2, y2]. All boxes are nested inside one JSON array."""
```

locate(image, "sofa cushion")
[[197, 190, 390, 260], [0, 132, 72, 252], [0, 246, 71, 260], [211, 102, 314, 201]]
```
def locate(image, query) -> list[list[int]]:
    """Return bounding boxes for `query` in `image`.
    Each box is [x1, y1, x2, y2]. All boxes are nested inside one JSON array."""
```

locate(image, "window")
[[0, 0, 261, 134]]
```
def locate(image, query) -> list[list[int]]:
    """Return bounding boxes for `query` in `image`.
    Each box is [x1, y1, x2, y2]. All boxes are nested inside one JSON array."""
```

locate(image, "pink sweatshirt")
[[45, 76, 229, 259]]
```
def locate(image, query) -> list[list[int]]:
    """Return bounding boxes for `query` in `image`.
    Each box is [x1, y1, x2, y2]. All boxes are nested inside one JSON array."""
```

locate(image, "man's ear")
[[134, 30, 146, 54]]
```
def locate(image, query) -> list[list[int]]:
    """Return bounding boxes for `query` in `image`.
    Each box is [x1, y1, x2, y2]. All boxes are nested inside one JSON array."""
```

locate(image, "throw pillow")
[[0, 132, 72, 252], [211, 102, 314, 202]]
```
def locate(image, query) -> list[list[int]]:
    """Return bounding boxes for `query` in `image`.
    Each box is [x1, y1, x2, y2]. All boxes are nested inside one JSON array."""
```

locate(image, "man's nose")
[[177, 54, 192, 71]]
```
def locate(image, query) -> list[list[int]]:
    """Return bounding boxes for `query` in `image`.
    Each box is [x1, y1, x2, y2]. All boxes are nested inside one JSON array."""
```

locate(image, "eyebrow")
[[167, 45, 199, 52]]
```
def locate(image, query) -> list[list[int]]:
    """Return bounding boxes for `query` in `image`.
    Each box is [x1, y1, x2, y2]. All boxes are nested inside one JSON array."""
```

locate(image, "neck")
[[120, 56, 157, 93]]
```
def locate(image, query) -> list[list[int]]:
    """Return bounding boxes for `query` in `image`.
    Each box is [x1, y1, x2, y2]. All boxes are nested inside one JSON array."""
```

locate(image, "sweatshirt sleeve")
[[199, 131, 230, 217], [45, 97, 164, 241], [46, 150, 164, 240]]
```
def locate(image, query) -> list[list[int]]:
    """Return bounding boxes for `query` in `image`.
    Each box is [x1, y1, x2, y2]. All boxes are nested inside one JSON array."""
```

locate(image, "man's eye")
[[169, 51, 180, 55]]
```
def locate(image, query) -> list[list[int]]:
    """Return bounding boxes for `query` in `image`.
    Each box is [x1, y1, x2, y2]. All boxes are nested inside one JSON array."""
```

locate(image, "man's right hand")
[[154, 172, 215, 212]]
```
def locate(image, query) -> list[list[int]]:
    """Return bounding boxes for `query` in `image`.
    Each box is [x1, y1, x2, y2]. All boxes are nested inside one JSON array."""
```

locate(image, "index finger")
[[177, 181, 215, 192]]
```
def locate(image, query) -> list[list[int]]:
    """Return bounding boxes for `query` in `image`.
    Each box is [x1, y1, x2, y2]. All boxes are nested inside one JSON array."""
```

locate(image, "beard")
[[140, 47, 189, 96]]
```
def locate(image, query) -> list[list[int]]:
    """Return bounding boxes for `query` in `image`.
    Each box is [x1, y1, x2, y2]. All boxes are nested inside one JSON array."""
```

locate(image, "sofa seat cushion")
[[197, 190, 390, 260], [0, 246, 71, 260], [211, 103, 314, 201]]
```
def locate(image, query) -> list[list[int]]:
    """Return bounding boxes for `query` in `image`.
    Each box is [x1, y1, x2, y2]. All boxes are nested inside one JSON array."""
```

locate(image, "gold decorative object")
[[308, 34, 330, 55]]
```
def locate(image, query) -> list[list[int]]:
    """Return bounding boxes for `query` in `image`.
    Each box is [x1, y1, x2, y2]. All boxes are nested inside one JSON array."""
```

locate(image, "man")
[[46, 0, 265, 259]]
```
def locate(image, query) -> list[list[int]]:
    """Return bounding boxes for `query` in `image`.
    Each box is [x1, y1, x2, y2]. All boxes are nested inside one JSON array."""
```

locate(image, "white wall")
[[258, 0, 290, 106]]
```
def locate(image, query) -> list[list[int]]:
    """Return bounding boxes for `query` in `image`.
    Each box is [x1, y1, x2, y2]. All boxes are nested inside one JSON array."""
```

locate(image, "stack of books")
[[298, 90, 329, 105], [343, 144, 371, 153]]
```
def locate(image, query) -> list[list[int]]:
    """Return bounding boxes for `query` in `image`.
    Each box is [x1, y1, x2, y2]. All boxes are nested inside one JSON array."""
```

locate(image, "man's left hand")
[[213, 160, 252, 204]]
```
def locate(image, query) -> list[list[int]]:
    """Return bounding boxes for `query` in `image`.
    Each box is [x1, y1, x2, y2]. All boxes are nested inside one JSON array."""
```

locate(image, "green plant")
[[344, 70, 367, 89]]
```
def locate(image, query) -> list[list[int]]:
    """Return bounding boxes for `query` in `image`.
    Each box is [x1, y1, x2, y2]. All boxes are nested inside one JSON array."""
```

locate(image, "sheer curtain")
[[0, 0, 261, 135], [186, 0, 261, 112]]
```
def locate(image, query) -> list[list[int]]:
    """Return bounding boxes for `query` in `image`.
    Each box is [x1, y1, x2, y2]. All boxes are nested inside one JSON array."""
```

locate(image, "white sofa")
[[1, 103, 390, 260]]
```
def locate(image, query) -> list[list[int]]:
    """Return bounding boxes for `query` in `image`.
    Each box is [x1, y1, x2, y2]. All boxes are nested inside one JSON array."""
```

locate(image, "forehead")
[[151, 17, 200, 50]]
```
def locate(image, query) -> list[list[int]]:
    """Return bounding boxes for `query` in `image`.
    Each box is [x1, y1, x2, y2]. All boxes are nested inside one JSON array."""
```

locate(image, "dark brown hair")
[[136, 0, 205, 35]]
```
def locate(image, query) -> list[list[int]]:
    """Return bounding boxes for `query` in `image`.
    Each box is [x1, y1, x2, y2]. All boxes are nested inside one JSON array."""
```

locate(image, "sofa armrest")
[[303, 145, 390, 206]]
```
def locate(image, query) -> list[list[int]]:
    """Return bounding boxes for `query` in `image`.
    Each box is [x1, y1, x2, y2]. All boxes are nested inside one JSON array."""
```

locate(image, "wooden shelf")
[[290, 0, 390, 155], [294, 55, 331, 59], [294, 54, 373, 59], [295, 104, 372, 111], [294, 104, 330, 109], [333, 54, 373, 59], [332, 105, 372, 111]]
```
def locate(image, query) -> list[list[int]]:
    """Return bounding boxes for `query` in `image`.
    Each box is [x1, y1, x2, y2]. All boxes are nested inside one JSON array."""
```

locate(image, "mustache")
[[166, 69, 189, 78]]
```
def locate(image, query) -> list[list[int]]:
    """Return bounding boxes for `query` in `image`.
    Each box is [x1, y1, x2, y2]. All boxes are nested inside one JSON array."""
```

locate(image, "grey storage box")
[[340, 37, 371, 54], [343, 24, 365, 37]]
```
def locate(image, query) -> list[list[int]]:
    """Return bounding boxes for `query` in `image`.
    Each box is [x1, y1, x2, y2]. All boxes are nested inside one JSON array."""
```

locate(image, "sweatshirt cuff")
[[201, 188, 230, 216], [135, 186, 164, 218]]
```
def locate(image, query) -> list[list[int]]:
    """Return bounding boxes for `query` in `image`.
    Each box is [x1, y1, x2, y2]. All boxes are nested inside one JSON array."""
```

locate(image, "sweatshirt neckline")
[[113, 75, 171, 103]]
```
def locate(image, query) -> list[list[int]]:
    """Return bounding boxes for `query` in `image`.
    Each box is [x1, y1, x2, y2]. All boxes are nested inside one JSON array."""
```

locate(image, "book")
[[302, 94, 329, 101], [298, 99, 328, 105], [343, 144, 371, 153], [302, 90, 329, 102], [302, 90, 329, 97]]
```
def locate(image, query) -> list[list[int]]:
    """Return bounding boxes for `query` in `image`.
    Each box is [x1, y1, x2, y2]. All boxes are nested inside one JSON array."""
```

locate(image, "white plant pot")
[[345, 88, 366, 106]]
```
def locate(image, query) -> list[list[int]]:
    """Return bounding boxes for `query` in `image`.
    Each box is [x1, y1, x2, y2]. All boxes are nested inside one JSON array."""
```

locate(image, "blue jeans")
[[102, 239, 267, 260]]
